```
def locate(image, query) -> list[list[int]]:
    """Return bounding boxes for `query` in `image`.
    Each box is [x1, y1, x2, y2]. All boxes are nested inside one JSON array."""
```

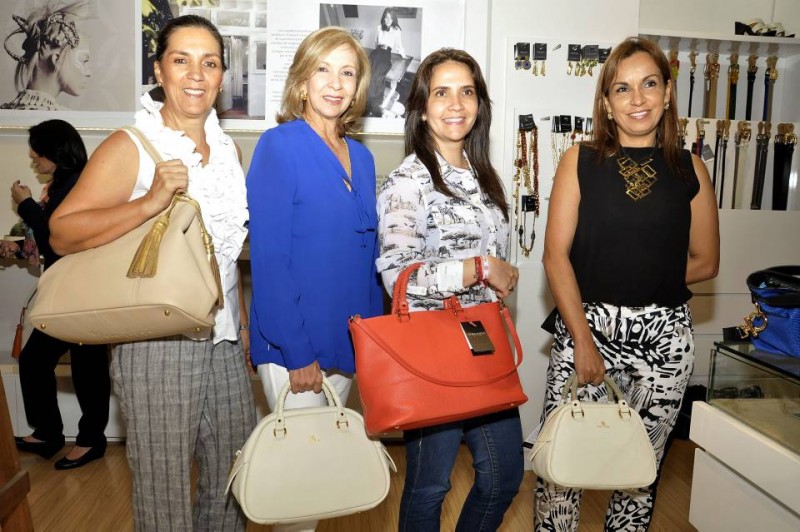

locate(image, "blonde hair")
[[276, 27, 370, 136]]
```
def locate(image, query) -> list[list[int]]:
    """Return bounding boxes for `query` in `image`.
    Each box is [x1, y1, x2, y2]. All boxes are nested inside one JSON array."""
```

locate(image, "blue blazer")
[[247, 120, 383, 372]]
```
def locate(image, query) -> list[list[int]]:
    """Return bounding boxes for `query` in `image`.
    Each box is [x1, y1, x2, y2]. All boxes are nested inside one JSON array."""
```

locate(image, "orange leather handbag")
[[349, 263, 527, 435]]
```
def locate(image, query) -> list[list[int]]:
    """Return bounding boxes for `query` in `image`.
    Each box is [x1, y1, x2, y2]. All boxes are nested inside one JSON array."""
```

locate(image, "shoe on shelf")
[[15, 436, 65, 459], [735, 18, 766, 36], [54, 444, 106, 470]]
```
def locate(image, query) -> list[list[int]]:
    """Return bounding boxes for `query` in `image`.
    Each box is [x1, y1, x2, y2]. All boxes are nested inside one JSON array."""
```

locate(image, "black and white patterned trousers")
[[534, 302, 694, 532]]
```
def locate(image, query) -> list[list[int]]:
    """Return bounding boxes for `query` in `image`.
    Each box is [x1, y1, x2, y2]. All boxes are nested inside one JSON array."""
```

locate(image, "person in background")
[[376, 48, 523, 531], [365, 7, 408, 117], [1, 1, 92, 110], [49, 15, 255, 530], [246, 25, 382, 532], [535, 36, 719, 531], [11, 119, 110, 471]]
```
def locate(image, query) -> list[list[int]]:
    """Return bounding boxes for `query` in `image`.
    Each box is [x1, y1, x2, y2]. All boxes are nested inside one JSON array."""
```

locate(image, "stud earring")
[[664, 101, 670, 110], [219, 86, 224, 94], [157, 81, 162, 87], [607, 111, 613, 120], [301, 91, 307, 101]]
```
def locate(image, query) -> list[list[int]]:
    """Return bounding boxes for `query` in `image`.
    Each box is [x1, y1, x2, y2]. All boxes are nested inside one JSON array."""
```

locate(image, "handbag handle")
[[746, 266, 800, 307], [119, 126, 224, 308], [561, 372, 631, 417], [272, 376, 350, 437]]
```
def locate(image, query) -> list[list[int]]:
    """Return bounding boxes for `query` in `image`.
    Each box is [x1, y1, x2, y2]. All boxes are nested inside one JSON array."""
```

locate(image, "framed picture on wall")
[[142, 0, 269, 128], [0, 0, 138, 128], [269, 0, 470, 134]]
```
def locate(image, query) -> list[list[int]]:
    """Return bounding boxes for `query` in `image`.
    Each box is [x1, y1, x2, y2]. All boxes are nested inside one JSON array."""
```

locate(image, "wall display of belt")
[[751, 121, 772, 210], [772, 123, 798, 211]]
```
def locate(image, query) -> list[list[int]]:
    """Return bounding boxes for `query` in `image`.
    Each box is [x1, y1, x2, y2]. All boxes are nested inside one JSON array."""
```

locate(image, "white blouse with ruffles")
[[125, 93, 248, 343]]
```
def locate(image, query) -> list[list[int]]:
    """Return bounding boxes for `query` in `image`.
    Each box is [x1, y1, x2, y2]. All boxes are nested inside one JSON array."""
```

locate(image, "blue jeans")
[[399, 408, 524, 532]]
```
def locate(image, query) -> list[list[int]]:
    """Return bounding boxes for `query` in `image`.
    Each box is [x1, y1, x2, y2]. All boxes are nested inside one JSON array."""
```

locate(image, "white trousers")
[[256, 363, 354, 532]]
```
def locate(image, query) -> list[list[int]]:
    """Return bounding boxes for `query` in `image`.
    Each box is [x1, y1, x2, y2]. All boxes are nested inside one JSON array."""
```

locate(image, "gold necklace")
[[617, 149, 657, 201]]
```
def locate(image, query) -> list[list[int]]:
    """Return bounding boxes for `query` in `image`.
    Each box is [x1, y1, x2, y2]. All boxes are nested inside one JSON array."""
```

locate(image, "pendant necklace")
[[616, 147, 658, 201]]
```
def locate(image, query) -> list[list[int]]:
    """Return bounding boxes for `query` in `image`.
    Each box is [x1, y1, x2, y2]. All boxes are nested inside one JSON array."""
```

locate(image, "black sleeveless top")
[[570, 145, 700, 307]]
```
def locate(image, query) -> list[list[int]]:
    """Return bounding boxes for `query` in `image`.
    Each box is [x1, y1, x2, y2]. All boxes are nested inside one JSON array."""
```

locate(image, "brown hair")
[[588, 37, 683, 175], [276, 27, 370, 137], [404, 48, 508, 220]]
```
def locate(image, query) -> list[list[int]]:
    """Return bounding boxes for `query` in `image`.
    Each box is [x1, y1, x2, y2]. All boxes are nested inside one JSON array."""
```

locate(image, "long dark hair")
[[588, 37, 682, 175], [380, 8, 400, 32], [404, 48, 508, 220], [28, 119, 87, 174]]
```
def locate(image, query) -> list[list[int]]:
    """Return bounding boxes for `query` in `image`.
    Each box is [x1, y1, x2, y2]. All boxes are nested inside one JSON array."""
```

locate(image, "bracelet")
[[473, 256, 483, 283], [239, 324, 250, 331], [482, 256, 490, 284]]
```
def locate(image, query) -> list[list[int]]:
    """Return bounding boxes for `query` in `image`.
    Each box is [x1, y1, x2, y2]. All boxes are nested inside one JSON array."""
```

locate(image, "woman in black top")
[[11, 120, 110, 470], [536, 38, 719, 531]]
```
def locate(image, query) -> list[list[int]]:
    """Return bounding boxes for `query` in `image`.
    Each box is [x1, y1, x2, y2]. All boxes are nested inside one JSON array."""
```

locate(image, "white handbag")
[[226, 377, 396, 524], [528, 373, 657, 490]]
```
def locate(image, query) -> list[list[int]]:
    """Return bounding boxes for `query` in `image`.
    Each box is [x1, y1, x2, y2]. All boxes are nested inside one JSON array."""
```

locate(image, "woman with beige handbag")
[[49, 15, 256, 531], [535, 37, 720, 531]]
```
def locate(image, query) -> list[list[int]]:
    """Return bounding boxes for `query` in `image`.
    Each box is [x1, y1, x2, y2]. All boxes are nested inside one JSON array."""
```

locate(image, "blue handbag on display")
[[735, 266, 800, 357]]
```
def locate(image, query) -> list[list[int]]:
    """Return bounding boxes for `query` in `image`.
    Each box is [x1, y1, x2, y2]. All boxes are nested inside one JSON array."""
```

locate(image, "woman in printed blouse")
[[246, 26, 382, 532], [376, 48, 523, 531], [366, 7, 408, 117]]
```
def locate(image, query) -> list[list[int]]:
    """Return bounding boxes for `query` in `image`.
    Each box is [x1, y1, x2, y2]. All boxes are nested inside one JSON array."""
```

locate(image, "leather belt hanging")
[[762, 56, 778, 122], [772, 124, 798, 210], [750, 121, 771, 210], [745, 54, 758, 121], [712, 120, 723, 191], [694, 119, 707, 158], [726, 54, 739, 119], [678, 118, 689, 150], [717, 120, 731, 208], [703, 53, 720, 118], [731, 121, 751, 209], [687, 52, 698, 117]]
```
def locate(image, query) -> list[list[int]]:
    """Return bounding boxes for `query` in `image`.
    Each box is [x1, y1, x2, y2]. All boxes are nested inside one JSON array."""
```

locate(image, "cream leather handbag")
[[528, 373, 657, 490], [226, 377, 396, 525], [27, 127, 222, 344]]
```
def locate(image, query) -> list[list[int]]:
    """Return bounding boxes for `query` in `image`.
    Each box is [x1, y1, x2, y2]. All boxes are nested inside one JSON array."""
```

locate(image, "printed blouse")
[[376, 152, 509, 311]]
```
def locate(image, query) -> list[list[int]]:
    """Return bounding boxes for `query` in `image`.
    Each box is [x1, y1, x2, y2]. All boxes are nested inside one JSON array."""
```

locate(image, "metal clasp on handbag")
[[735, 303, 768, 339]]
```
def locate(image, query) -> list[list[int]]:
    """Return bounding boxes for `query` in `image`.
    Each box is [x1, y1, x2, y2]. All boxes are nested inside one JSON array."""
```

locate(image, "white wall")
[[487, 0, 640, 444]]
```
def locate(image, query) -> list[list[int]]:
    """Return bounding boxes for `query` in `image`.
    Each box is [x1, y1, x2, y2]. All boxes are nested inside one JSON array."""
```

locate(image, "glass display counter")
[[708, 342, 800, 454]]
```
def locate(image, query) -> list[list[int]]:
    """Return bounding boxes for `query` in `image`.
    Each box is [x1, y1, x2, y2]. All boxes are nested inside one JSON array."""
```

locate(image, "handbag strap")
[[273, 377, 348, 436], [118, 126, 224, 307], [746, 266, 800, 307], [562, 372, 630, 411]]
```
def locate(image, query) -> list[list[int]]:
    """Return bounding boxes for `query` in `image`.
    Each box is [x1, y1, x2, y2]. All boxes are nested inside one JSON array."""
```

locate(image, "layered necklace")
[[616, 147, 658, 201]]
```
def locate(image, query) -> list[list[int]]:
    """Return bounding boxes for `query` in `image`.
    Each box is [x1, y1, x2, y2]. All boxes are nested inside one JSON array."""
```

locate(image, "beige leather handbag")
[[226, 377, 396, 525], [528, 373, 657, 490], [27, 127, 222, 344]]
